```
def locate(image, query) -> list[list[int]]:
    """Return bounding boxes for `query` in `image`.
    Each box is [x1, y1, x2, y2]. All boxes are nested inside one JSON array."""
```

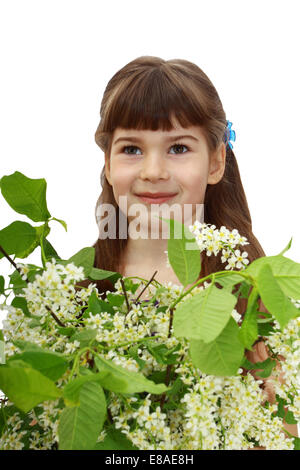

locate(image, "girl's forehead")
[[112, 123, 206, 142]]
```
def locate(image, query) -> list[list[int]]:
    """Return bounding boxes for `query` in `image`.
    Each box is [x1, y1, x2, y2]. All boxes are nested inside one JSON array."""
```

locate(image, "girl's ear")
[[207, 143, 226, 185], [105, 154, 112, 185]]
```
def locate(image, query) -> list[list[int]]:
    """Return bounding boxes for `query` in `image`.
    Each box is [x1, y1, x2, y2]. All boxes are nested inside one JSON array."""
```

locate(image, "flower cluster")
[[19, 260, 89, 322], [189, 221, 250, 270], [263, 313, 300, 420], [0, 235, 299, 450], [165, 221, 250, 271]]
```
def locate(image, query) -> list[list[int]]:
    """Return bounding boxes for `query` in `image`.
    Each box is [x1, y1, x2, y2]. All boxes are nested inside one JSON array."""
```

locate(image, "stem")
[[168, 307, 174, 338], [107, 408, 113, 424], [45, 305, 66, 328], [123, 275, 162, 288], [67, 346, 91, 382], [40, 236, 47, 268], [106, 335, 158, 351], [40, 223, 48, 268], [282, 427, 297, 438], [169, 270, 251, 311], [0, 245, 23, 276], [160, 363, 173, 409], [133, 270, 159, 303], [0, 243, 66, 328], [159, 307, 175, 409], [120, 278, 131, 315]]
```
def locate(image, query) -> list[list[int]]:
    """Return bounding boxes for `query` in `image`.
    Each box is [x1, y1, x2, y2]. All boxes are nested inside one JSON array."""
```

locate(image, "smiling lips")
[[136, 192, 178, 204]]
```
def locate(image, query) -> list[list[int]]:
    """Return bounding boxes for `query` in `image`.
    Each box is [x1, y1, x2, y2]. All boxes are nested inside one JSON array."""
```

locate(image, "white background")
[[0, 0, 299, 366]]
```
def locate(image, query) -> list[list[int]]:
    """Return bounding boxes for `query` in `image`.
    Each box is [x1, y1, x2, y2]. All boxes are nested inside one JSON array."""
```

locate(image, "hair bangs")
[[95, 64, 211, 153]]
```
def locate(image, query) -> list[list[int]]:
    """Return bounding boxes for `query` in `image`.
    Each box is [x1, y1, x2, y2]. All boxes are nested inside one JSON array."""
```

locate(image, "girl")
[[78, 55, 298, 445]]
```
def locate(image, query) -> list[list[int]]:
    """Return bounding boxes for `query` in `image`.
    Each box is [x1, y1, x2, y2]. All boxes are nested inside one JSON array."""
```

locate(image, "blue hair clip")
[[224, 120, 236, 150]]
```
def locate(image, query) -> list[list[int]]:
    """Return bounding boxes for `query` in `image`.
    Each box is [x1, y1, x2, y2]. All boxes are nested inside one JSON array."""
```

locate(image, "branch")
[[133, 270, 158, 303], [0, 243, 66, 328], [0, 245, 22, 275]]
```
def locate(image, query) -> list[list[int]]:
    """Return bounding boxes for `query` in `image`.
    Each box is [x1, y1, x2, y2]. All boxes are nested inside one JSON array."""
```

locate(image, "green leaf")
[[128, 345, 146, 370], [28, 317, 42, 328], [255, 359, 277, 378], [147, 370, 168, 384], [239, 357, 253, 369], [7, 348, 69, 381], [146, 342, 181, 365], [241, 357, 277, 379], [59, 247, 95, 277], [275, 395, 286, 418], [9, 270, 27, 294], [284, 410, 298, 425], [0, 221, 37, 259], [277, 237, 293, 256], [256, 263, 299, 330], [43, 238, 61, 261], [0, 339, 5, 364], [16, 223, 51, 259], [94, 426, 138, 450], [215, 273, 245, 291], [293, 436, 300, 450], [35, 223, 50, 240], [88, 267, 121, 282], [85, 290, 102, 315], [12, 339, 42, 351], [57, 326, 77, 337], [63, 373, 110, 405], [238, 287, 259, 350], [157, 216, 201, 287], [94, 356, 168, 394], [11, 296, 31, 317], [51, 217, 68, 232], [238, 280, 252, 299], [189, 317, 244, 376], [58, 381, 106, 450], [0, 171, 51, 222], [122, 278, 140, 294], [70, 328, 97, 348], [0, 367, 62, 412], [106, 293, 125, 307], [9, 264, 42, 285], [173, 283, 237, 343], [245, 255, 300, 300], [0, 275, 5, 294], [257, 322, 276, 336], [84, 290, 115, 316], [0, 404, 28, 438], [166, 377, 185, 397]]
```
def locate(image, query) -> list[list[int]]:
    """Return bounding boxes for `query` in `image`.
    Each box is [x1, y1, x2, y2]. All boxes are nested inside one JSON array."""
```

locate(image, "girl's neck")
[[118, 237, 183, 288]]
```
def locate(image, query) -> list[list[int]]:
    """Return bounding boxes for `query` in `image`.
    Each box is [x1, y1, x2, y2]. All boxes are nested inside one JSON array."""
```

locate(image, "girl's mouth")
[[136, 194, 177, 204]]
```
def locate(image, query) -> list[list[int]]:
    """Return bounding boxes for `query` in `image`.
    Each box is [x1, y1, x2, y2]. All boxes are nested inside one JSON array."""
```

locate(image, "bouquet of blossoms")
[[0, 171, 299, 450]]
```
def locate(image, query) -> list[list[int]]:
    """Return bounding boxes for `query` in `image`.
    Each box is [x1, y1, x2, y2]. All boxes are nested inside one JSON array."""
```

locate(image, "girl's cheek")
[[111, 173, 134, 196]]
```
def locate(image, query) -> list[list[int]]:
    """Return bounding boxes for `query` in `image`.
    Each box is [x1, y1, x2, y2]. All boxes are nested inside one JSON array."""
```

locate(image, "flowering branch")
[[0, 243, 66, 328], [0, 220, 299, 450]]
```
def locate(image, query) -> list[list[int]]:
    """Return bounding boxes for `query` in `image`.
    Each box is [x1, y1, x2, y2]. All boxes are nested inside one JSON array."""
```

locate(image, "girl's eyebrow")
[[113, 134, 199, 145]]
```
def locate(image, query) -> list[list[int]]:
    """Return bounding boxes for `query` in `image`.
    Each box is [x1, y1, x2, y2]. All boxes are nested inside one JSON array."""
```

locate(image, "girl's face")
[[105, 117, 226, 231]]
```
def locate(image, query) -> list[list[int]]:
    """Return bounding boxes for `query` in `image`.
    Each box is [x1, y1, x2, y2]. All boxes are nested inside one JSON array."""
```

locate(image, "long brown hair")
[[79, 56, 265, 313]]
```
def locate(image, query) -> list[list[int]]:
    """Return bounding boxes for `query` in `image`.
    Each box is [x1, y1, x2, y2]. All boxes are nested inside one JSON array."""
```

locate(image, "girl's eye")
[[170, 143, 189, 154], [122, 143, 189, 155], [122, 145, 142, 155]]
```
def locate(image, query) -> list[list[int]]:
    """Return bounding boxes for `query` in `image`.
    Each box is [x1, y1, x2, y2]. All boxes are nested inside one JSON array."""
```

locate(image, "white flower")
[[225, 256, 237, 270], [231, 309, 242, 323], [233, 249, 249, 269]]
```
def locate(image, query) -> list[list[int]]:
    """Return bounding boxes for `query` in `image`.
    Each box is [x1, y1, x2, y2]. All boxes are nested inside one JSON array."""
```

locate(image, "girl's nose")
[[139, 153, 169, 181]]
